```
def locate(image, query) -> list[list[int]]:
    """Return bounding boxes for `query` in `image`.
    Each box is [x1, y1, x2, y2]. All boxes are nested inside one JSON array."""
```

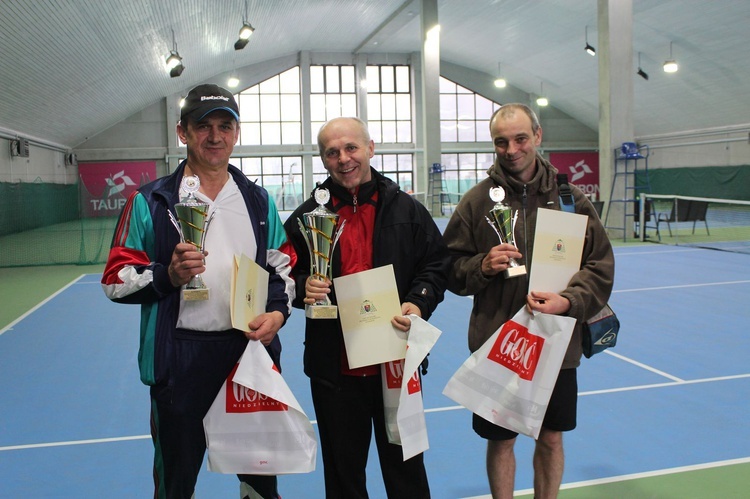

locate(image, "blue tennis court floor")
[[1, 243, 749, 498]]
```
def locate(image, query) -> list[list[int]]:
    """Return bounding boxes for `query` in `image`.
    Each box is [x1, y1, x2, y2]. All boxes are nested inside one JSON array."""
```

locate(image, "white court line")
[[0, 274, 88, 337], [614, 247, 705, 256], [614, 279, 750, 294], [578, 372, 750, 396], [602, 350, 684, 382], [455, 279, 750, 300], [2, 373, 749, 453], [424, 373, 750, 414], [462, 456, 750, 499], [0, 435, 150, 451]]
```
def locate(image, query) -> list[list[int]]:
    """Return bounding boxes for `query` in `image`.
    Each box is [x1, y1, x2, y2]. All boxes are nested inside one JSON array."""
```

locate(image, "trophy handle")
[[484, 216, 503, 243], [168, 210, 185, 243], [509, 211, 519, 247], [327, 219, 346, 279], [296, 218, 315, 273], [200, 210, 215, 250]]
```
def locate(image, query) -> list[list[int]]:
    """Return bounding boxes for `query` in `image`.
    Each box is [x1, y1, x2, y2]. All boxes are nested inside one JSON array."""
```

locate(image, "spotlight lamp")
[[234, 22, 254, 50], [494, 62, 507, 88], [663, 41, 678, 73], [165, 29, 184, 78], [637, 52, 649, 80], [536, 81, 548, 107], [234, 1, 255, 50], [584, 26, 596, 56], [227, 75, 240, 88]]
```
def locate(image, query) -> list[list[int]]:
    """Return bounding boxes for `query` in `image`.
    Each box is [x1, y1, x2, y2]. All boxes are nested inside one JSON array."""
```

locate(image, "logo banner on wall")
[[79, 161, 156, 217], [548, 152, 600, 199]]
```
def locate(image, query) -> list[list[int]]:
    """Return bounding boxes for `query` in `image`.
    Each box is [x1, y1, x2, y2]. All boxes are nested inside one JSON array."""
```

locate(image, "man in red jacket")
[[283, 117, 450, 498]]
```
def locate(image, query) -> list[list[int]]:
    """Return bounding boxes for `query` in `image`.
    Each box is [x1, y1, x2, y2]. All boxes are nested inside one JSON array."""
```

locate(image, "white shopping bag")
[[381, 315, 441, 461], [203, 340, 317, 474], [443, 307, 575, 439]]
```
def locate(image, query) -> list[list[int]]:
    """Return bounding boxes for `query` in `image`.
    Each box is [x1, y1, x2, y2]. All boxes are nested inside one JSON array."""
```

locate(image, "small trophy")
[[485, 186, 527, 279], [168, 175, 214, 301], [297, 188, 346, 319]]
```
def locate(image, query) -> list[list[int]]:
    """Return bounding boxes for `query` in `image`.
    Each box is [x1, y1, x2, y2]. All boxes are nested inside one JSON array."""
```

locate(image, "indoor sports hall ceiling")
[[1, 0, 748, 149]]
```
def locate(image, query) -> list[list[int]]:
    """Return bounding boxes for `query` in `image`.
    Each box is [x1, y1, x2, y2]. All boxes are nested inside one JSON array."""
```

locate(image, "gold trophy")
[[297, 188, 346, 319], [168, 175, 214, 301], [485, 186, 527, 279]]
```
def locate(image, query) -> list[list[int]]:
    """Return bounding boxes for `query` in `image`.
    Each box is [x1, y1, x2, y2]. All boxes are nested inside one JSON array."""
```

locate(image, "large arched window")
[[210, 63, 418, 209], [237, 67, 302, 146], [439, 77, 500, 196], [366, 65, 412, 143]]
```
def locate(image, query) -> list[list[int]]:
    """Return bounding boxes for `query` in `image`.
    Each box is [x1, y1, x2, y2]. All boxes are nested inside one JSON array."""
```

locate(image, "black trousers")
[[310, 374, 430, 499], [150, 329, 279, 499]]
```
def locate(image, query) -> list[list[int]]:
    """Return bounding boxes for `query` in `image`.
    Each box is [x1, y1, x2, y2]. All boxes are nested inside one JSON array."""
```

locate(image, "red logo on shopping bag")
[[225, 364, 288, 413], [487, 320, 544, 381], [384, 360, 421, 394]]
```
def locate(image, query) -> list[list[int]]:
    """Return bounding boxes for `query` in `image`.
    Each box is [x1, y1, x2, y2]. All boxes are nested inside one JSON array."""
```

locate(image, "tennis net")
[[639, 194, 750, 254], [0, 182, 114, 267]]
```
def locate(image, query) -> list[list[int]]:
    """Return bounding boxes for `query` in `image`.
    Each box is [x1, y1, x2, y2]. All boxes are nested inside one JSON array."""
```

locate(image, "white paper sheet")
[[333, 264, 406, 368], [528, 208, 588, 293], [230, 253, 269, 332]]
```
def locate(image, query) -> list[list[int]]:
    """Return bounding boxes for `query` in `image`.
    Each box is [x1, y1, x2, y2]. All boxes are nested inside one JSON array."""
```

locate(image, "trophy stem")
[[183, 274, 209, 301]]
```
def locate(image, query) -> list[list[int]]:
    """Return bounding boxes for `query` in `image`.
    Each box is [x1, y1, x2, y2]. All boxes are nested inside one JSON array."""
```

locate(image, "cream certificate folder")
[[333, 264, 406, 369], [230, 253, 269, 332], [528, 208, 588, 293]]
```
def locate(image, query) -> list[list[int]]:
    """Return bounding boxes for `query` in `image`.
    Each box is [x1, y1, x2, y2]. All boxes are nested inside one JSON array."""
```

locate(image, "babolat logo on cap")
[[200, 95, 230, 102]]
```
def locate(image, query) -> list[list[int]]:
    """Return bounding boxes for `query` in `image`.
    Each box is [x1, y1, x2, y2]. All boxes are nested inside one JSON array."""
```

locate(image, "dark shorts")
[[473, 368, 578, 440]]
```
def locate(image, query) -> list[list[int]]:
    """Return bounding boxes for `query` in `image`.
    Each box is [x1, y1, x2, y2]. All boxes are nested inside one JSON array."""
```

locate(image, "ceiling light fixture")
[[494, 62, 507, 88], [584, 26, 596, 56], [165, 29, 184, 77], [637, 52, 649, 80], [234, 1, 255, 50], [536, 81, 548, 107], [663, 41, 678, 73], [227, 75, 240, 88]]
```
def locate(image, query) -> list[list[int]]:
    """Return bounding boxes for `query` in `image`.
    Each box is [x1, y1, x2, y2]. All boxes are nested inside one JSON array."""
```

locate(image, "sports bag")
[[557, 173, 621, 358]]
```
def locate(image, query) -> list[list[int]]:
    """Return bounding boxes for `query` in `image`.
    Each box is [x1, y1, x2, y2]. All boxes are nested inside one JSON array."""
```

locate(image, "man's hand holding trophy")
[[297, 188, 346, 319], [168, 175, 215, 301], [485, 186, 527, 279]]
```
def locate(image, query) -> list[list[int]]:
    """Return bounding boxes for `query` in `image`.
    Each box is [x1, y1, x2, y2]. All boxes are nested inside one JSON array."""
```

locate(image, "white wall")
[[637, 126, 750, 169], [0, 138, 77, 184]]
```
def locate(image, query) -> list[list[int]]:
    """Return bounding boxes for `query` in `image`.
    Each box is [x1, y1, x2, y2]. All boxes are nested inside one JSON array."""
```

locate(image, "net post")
[[640, 194, 646, 242]]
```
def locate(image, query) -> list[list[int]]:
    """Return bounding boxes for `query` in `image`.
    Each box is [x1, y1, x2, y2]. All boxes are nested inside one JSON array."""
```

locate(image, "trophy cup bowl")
[[298, 188, 345, 319], [486, 186, 527, 279], [170, 175, 213, 301]]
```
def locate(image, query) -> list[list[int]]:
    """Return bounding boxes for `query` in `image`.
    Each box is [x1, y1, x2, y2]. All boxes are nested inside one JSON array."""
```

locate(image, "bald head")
[[317, 117, 371, 157]]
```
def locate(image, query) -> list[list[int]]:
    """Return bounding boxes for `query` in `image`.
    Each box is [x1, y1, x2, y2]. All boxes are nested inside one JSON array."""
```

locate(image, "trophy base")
[[305, 304, 338, 319], [183, 287, 209, 301], [504, 265, 527, 279]]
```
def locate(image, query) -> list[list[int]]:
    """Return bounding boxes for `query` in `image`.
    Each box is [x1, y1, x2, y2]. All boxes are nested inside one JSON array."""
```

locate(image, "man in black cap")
[[102, 84, 295, 498]]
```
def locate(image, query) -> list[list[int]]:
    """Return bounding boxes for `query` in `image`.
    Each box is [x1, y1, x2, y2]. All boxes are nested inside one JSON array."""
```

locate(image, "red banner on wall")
[[548, 152, 600, 200], [79, 161, 156, 217]]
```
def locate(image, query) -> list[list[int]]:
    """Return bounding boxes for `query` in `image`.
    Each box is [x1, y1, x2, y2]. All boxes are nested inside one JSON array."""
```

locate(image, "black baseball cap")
[[180, 84, 240, 123]]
